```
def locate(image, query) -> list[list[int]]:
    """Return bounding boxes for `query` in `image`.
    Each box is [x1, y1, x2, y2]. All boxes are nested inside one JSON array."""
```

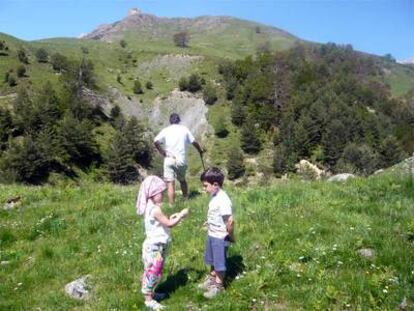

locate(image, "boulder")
[[327, 173, 355, 182], [357, 248, 375, 259], [65, 276, 91, 300]]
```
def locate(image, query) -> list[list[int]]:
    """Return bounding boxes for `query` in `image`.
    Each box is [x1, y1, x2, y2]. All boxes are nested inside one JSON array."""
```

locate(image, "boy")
[[199, 167, 234, 299]]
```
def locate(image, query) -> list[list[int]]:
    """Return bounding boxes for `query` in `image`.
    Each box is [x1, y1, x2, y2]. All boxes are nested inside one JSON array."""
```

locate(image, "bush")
[[178, 77, 188, 91], [133, 79, 143, 94], [17, 65, 26, 77], [241, 124, 261, 154], [105, 131, 139, 184], [203, 83, 218, 105], [7, 73, 17, 87], [17, 48, 29, 64], [0, 136, 50, 184], [173, 32, 189, 47], [51, 53, 69, 72], [146, 81, 153, 90], [187, 73, 202, 93], [213, 114, 229, 138], [36, 48, 48, 63], [227, 147, 245, 180]]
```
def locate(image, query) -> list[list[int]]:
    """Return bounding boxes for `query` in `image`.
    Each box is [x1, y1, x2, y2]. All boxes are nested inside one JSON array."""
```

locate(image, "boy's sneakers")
[[197, 275, 215, 291], [145, 299, 166, 310], [203, 283, 224, 299]]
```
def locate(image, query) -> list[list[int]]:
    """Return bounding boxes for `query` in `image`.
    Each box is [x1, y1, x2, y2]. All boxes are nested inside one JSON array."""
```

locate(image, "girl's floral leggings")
[[141, 242, 167, 295]]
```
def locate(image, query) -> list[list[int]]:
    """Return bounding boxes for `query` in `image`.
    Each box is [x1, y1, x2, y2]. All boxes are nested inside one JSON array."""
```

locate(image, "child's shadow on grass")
[[225, 254, 245, 286], [157, 268, 204, 298]]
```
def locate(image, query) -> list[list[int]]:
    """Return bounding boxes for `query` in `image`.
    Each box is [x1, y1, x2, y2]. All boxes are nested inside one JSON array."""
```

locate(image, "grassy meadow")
[[1, 170, 413, 310]]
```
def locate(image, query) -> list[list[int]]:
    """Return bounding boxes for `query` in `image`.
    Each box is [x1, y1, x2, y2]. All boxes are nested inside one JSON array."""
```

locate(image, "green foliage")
[[378, 135, 407, 168], [173, 31, 189, 47], [50, 53, 69, 72], [0, 136, 50, 184], [240, 124, 261, 154], [227, 146, 245, 180], [178, 77, 188, 91], [57, 114, 99, 168], [133, 79, 143, 94], [218, 43, 412, 175], [336, 143, 379, 175], [105, 117, 152, 184], [16, 65, 26, 78], [273, 144, 288, 177], [0, 107, 12, 150], [105, 131, 139, 184], [145, 81, 153, 90], [6, 72, 17, 87], [17, 48, 29, 64], [35, 48, 49, 63], [202, 83, 218, 105], [187, 73, 202, 93], [212, 113, 229, 138], [119, 39, 127, 48]]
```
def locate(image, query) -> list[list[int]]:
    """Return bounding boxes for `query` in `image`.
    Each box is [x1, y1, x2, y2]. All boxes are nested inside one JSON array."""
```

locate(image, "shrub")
[[178, 77, 188, 91], [133, 79, 143, 94], [227, 147, 245, 180], [146, 81, 153, 90], [203, 83, 218, 105], [36, 48, 48, 63], [17, 65, 26, 77]]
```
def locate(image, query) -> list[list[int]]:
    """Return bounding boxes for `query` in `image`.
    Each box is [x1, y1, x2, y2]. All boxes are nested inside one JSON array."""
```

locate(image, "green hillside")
[[1, 169, 413, 309]]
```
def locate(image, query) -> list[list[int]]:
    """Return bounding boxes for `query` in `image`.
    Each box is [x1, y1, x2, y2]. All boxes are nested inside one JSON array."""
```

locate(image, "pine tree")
[[227, 146, 245, 180], [106, 131, 139, 184], [0, 136, 50, 184], [241, 124, 261, 154], [0, 108, 12, 150], [378, 135, 407, 168], [57, 114, 99, 167]]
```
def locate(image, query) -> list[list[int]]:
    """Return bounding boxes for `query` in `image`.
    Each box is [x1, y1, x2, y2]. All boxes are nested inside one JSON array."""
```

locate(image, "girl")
[[136, 175, 188, 310]]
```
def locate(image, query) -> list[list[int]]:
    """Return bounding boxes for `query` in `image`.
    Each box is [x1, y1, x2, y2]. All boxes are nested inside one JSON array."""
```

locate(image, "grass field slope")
[[1, 165, 413, 309]]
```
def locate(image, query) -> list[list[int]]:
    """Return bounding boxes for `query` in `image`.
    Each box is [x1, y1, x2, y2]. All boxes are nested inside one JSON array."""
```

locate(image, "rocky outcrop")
[[328, 173, 356, 182], [295, 159, 326, 180]]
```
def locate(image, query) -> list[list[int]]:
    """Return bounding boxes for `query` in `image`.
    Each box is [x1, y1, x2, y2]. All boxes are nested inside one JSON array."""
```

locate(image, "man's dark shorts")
[[204, 235, 230, 272]]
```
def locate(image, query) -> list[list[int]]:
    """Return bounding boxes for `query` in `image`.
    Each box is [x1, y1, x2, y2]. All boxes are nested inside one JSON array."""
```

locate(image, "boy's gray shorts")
[[204, 235, 229, 272]]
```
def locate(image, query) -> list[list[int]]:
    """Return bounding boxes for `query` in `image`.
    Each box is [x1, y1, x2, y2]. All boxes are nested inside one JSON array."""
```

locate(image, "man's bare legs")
[[167, 179, 188, 205], [179, 180, 188, 199], [167, 181, 175, 205]]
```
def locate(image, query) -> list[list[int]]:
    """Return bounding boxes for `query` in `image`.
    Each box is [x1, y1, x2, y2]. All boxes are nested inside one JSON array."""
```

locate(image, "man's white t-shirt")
[[154, 124, 195, 165], [207, 189, 232, 239]]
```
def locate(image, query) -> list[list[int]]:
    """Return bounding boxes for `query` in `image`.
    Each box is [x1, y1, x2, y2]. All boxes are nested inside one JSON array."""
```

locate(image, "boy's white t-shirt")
[[144, 200, 171, 245], [207, 189, 232, 239], [154, 124, 195, 165]]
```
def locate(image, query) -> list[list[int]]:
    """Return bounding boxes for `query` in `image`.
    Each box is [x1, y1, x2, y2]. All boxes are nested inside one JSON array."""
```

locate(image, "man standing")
[[154, 113, 204, 204]]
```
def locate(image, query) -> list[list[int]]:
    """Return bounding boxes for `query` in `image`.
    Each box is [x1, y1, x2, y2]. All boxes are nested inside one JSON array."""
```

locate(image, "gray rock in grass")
[[65, 275, 91, 300]]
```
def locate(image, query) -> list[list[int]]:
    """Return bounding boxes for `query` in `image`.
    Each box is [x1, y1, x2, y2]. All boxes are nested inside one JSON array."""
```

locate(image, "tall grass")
[[1, 172, 413, 310]]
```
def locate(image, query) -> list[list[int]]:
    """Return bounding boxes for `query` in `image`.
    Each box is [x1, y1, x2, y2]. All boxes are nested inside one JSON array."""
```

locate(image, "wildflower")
[[383, 289, 388, 294]]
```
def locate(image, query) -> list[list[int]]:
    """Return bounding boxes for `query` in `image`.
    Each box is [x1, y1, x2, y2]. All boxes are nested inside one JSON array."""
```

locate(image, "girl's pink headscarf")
[[136, 175, 166, 215]]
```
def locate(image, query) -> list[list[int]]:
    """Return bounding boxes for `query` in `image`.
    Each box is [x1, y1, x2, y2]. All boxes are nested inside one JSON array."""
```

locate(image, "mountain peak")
[[128, 8, 142, 16]]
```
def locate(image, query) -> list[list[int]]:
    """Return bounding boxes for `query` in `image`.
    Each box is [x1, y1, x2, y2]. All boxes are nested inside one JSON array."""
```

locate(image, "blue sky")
[[0, 0, 413, 60]]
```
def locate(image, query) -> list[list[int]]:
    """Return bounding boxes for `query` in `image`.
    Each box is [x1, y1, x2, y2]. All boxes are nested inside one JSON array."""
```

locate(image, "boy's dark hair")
[[169, 113, 181, 124], [200, 167, 224, 187]]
